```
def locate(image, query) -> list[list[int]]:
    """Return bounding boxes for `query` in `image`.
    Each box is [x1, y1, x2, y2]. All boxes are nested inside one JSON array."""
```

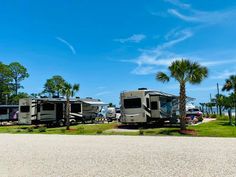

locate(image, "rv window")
[[0, 108, 7, 115], [71, 104, 81, 113], [42, 103, 54, 111], [124, 98, 141, 109], [116, 109, 121, 113], [20, 106, 30, 113], [151, 102, 158, 110], [146, 98, 150, 108]]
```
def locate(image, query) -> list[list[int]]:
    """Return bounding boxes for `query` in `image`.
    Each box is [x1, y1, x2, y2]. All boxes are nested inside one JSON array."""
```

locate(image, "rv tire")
[[58, 120, 65, 127]]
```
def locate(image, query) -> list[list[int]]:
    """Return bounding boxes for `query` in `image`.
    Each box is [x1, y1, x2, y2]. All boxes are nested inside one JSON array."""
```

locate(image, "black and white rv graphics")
[[120, 88, 178, 124], [18, 97, 107, 125]]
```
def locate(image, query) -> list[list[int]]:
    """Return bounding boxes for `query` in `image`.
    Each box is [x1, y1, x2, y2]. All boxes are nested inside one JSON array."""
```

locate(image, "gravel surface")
[[1, 134, 236, 177]]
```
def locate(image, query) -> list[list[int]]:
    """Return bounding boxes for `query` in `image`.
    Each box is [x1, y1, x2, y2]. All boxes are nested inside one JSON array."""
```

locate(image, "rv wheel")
[[58, 120, 64, 127]]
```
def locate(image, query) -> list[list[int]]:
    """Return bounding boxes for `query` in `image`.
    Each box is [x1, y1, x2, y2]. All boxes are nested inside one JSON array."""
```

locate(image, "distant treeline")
[[0, 61, 29, 105]]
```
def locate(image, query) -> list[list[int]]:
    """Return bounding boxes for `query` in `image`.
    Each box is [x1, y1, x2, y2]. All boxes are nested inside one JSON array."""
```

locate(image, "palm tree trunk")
[[15, 79, 18, 95], [228, 109, 232, 125], [219, 105, 222, 116], [179, 82, 186, 130], [66, 96, 70, 130], [234, 90, 236, 125]]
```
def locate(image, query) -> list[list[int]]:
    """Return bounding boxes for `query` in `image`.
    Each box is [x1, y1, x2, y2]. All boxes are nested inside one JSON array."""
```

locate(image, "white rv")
[[120, 88, 178, 124], [18, 97, 107, 125], [70, 98, 107, 123], [18, 98, 65, 125]]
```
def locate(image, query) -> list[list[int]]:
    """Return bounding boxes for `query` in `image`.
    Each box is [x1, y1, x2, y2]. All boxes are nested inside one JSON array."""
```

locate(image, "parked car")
[[186, 108, 203, 118]]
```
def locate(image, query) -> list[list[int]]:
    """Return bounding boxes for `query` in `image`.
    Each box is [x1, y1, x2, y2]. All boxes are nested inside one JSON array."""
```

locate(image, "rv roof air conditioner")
[[138, 88, 148, 90]]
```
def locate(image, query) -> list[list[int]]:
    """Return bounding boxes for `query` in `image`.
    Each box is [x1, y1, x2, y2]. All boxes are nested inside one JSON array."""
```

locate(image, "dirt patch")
[[179, 129, 197, 136]]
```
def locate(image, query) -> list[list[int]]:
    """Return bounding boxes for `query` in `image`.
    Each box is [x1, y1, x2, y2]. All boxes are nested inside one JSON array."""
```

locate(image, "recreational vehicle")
[[70, 98, 107, 123], [18, 98, 65, 125], [0, 105, 18, 122], [106, 107, 121, 122], [120, 88, 178, 124], [18, 97, 107, 125]]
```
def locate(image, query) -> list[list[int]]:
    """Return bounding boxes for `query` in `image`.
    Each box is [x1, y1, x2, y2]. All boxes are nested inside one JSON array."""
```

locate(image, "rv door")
[[150, 95, 160, 118]]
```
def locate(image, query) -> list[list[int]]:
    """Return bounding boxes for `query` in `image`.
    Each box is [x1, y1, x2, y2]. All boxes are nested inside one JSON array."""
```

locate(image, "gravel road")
[[1, 134, 236, 177]]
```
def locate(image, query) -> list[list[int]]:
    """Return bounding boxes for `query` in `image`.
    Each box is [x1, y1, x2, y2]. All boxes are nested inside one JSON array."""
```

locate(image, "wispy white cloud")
[[201, 60, 236, 67], [168, 9, 199, 22], [188, 86, 218, 92], [164, 0, 191, 9], [97, 86, 106, 90], [95, 91, 111, 96], [211, 70, 236, 80], [122, 29, 193, 75], [167, 6, 236, 24], [56, 37, 76, 55], [114, 34, 146, 43], [122, 27, 236, 76]]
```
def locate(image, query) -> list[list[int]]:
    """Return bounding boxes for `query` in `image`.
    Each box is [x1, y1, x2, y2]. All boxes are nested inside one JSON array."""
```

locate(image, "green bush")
[[139, 128, 144, 135], [217, 115, 229, 121], [96, 128, 103, 134], [27, 127, 34, 132], [77, 126, 85, 134], [39, 127, 46, 132], [210, 114, 217, 118], [198, 116, 203, 122], [15, 129, 22, 133]]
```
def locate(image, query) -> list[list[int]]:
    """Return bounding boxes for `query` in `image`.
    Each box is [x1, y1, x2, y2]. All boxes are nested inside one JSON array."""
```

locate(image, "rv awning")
[[80, 99, 108, 106]]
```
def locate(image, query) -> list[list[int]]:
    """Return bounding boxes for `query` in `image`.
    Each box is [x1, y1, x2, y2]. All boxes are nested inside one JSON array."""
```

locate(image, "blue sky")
[[1, 0, 236, 105]]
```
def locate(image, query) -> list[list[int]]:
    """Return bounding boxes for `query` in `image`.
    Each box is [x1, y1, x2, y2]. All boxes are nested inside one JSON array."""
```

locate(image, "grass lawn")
[[0, 116, 236, 137], [0, 123, 117, 135], [190, 117, 236, 137]]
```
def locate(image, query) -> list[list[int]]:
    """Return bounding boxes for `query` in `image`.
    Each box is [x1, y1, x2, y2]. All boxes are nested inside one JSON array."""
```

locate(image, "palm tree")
[[215, 94, 225, 116], [156, 59, 208, 130], [199, 103, 205, 114], [61, 82, 79, 130], [222, 94, 234, 125], [222, 75, 236, 123]]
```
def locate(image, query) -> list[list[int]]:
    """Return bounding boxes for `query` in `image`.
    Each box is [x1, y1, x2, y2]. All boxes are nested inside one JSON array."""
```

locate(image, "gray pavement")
[[0, 134, 236, 177]]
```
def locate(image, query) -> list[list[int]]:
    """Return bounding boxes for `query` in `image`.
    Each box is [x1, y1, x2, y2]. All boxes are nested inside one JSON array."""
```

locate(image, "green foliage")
[[210, 114, 217, 118], [60, 82, 80, 130], [27, 127, 34, 132], [222, 75, 236, 92], [8, 62, 29, 95], [8, 92, 29, 104], [156, 59, 208, 130], [0, 62, 12, 104], [96, 128, 103, 134], [39, 127, 47, 132], [43, 75, 65, 97], [108, 103, 116, 107], [77, 126, 85, 134], [0, 61, 29, 104], [198, 116, 203, 122], [139, 128, 144, 135], [216, 115, 229, 121], [60, 129, 66, 133]]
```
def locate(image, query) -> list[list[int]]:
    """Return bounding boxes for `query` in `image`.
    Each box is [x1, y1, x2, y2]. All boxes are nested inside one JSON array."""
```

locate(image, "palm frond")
[[156, 72, 170, 83]]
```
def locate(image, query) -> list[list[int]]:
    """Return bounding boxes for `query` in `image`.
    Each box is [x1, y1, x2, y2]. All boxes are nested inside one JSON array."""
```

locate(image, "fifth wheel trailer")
[[120, 88, 179, 124], [18, 97, 107, 125]]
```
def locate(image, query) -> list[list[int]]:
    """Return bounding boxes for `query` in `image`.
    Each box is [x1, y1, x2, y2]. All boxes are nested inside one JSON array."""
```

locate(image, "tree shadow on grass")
[[117, 123, 180, 130], [217, 121, 235, 127]]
